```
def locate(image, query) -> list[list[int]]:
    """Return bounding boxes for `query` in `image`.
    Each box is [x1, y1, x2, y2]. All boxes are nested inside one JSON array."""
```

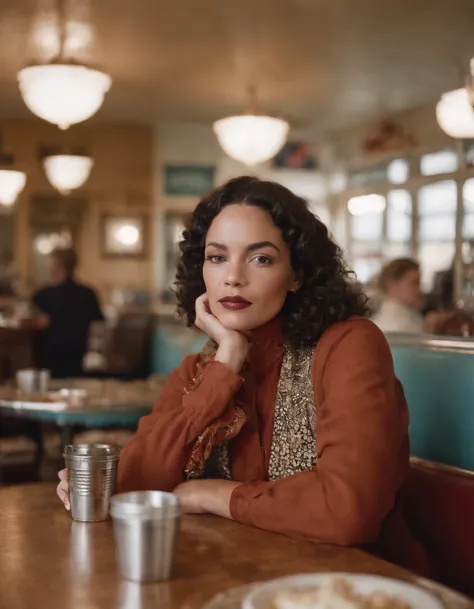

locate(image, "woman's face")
[[203, 204, 299, 332], [387, 268, 422, 310]]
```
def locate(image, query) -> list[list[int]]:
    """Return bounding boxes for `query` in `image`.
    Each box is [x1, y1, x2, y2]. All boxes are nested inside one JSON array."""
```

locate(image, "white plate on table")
[[242, 573, 444, 609]]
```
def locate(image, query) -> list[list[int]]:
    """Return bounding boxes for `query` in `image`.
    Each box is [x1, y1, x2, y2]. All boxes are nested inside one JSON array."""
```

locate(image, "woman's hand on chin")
[[195, 293, 249, 373], [173, 479, 242, 518]]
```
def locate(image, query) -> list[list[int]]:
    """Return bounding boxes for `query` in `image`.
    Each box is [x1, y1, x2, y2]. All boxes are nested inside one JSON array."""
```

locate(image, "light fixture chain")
[[56, 0, 67, 59]]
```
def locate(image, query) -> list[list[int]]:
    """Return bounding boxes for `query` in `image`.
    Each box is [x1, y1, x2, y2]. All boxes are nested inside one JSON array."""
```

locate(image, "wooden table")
[[0, 379, 158, 446], [0, 484, 471, 609]]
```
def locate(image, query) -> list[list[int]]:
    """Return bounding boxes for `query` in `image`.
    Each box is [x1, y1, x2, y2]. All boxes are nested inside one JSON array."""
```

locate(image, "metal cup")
[[16, 368, 50, 394], [64, 444, 120, 522], [110, 491, 181, 582]]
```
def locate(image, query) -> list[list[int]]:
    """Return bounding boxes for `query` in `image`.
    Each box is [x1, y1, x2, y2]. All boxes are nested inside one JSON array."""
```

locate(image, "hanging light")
[[43, 154, 94, 194], [436, 88, 474, 139], [436, 58, 474, 139], [213, 115, 289, 166], [17, 0, 111, 129], [0, 143, 27, 207], [18, 63, 111, 130], [348, 194, 386, 216], [0, 170, 27, 207]]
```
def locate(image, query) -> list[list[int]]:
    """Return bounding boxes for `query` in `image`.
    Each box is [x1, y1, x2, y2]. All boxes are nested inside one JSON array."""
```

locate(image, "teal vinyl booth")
[[387, 333, 474, 472], [151, 317, 207, 376]]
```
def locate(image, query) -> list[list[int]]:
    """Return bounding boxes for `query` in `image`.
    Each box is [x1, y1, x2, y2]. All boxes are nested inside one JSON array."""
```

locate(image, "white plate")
[[242, 573, 444, 609]]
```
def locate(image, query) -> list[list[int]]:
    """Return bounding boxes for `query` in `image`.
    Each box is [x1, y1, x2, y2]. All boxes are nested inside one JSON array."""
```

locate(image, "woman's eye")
[[253, 255, 272, 265], [206, 254, 226, 264]]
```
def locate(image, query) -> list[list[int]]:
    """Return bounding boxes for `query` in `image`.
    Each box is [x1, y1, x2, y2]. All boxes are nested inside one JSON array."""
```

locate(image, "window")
[[463, 178, 474, 239], [348, 194, 385, 283], [418, 181, 456, 240], [420, 216, 456, 241], [420, 149, 458, 176], [417, 180, 457, 289], [386, 190, 411, 243], [351, 214, 383, 242], [348, 194, 385, 242], [387, 159, 410, 184], [352, 256, 382, 284], [418, 243, 455, 291], [418, 180, 457, 215], [383, 189, 412, 260]]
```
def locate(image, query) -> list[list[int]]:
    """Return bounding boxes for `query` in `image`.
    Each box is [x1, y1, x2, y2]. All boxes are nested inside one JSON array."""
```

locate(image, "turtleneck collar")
[[248, 315, 285, 379]]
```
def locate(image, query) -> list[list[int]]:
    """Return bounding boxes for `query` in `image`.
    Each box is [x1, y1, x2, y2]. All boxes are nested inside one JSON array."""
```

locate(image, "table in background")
[[0, 377, 162, 446], [0, 484, 471, 609]]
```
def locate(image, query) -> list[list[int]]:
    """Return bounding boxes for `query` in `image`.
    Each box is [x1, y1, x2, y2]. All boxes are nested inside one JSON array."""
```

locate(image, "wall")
[[0, 118, 153, 299], [322, 101, 453, 168]]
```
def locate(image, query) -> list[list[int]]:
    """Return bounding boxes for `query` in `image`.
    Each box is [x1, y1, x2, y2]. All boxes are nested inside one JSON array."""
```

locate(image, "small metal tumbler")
[[110, 491, 181, 582], [16, 368, 50, 394], [64, 444, 120, 522]]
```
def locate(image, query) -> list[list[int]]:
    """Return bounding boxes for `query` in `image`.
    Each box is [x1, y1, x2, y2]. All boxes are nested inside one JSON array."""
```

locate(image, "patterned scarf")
[[185, 342, 317, 481]]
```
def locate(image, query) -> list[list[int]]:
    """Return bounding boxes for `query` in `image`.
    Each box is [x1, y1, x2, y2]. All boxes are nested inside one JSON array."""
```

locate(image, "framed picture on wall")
[[272, 142, 318, 170], [164, 165, 215, 196], [100, 213, 148, 259]]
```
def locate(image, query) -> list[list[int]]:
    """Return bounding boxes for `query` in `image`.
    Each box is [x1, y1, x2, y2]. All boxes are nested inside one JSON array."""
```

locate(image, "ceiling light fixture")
[[17, 0, 111, 129], [0, 135, 27, 207], [0, 169, 27, 207], [43, 153, 94, 194], [213, 115, 289, 166], [436, 59, 474, 139], [213, 87, 289, 166]]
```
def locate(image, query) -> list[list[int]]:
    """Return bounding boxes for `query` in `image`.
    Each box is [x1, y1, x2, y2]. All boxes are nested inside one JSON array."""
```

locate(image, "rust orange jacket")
[[118, 316, 425, 571]]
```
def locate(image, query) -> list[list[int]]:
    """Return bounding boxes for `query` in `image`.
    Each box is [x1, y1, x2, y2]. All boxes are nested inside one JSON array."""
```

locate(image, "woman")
[[372, 258, 424, 334], [57, 177, 425, 571]]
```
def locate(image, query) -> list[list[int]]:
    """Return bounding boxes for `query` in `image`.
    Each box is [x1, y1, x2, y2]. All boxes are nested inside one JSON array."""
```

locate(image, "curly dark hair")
[[175, 176, 368, 348]]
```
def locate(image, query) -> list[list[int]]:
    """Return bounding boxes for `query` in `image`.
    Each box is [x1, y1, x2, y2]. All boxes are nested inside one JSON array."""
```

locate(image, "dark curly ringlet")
[[175, 176, 369, 348]]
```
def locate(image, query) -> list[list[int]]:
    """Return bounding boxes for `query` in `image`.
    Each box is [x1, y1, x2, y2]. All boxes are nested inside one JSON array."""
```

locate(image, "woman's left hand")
[[173, 479, 242, 518]]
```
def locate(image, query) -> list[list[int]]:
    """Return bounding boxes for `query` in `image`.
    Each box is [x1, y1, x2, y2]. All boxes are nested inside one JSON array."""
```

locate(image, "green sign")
[[164, 165, 215, 196]]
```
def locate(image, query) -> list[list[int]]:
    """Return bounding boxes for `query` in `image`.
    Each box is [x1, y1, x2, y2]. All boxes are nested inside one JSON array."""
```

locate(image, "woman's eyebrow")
[[205, 241, 281, 253], [246, 241, 280, 254], [205, 242, 227, 250]]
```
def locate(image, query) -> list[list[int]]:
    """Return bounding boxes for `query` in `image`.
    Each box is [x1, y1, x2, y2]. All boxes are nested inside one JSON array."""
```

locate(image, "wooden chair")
[[405, 458, 474, 597]]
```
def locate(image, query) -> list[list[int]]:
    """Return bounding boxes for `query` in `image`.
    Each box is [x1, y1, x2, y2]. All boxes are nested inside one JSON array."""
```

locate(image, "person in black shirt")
[[33, 248, 104, 378]]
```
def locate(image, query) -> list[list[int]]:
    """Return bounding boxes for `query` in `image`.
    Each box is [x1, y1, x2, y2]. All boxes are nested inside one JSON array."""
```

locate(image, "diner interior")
[[1, 1, 474, 608]]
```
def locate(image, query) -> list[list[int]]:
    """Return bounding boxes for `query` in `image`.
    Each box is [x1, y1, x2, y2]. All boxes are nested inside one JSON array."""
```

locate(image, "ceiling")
[[1, 0, 474, 133]]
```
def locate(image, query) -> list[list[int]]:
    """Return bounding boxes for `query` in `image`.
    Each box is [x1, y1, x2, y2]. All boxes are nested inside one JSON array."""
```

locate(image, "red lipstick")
[[218, 296, 252, 311]]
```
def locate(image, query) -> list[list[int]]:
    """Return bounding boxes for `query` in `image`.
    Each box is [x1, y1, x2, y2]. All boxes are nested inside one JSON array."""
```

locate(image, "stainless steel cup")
[[110, 491, 181, 582], [16, 368, 50, 394], [64, 444, 120, 522]]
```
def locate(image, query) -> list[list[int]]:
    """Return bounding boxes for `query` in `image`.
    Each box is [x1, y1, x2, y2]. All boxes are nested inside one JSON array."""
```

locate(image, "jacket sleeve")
[[118, 355, 242, 492], [229, 320, 409, 546]]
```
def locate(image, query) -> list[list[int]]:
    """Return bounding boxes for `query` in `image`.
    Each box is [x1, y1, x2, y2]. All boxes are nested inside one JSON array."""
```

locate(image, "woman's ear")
[[288, 276, 301, 293]]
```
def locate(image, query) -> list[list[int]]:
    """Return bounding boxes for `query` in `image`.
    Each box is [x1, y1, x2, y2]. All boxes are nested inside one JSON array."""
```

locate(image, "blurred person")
[[372, 258, 424, 333], [32, 248, 104, 378]]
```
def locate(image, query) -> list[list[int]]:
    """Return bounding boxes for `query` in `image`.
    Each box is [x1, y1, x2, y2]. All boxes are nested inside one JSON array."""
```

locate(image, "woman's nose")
[[224, 262, 247, 287]]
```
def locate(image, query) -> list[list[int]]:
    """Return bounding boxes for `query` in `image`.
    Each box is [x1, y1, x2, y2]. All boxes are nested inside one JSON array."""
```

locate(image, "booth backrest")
[[388, 333, 474, 471], [406, 458, 474, 598]]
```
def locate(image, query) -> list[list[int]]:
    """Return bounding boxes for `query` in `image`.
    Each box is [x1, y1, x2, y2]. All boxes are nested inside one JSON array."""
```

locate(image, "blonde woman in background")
[[372, 258, 424, 334]]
